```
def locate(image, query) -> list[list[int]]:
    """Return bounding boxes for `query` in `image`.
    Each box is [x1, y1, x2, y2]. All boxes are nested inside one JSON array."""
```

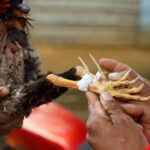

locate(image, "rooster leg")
[[47, 61, 95, 92], [47, 74, 100, 94], [47, 74, 78, 90], [2, 67, 80, 115]]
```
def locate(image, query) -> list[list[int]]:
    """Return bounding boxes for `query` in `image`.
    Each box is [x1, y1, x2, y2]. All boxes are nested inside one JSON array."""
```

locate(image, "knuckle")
[[119, 115, 132, 126], [105, 104, 119, 115], [86, 120, 96, 133], [86, 120, 93, 131]]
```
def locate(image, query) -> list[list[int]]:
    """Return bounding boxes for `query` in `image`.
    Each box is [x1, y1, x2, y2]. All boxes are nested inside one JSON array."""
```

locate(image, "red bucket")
[[7, 102, 87, 150]]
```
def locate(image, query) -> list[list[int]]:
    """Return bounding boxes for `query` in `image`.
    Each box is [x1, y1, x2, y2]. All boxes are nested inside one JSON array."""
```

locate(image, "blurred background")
[[26, 0, 150, 121]]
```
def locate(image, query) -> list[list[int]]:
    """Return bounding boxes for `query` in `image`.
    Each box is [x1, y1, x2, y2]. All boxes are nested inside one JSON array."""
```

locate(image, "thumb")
[[100, 92, 127, 124], [86, 92, 111, 124], [99, 58, 128, 72], [0, 86, 9, 97], [86, 92, 105, 117]]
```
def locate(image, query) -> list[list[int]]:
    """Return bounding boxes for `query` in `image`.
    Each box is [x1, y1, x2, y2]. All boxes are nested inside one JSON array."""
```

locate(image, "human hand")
[[86, 92, 148, 150], [0, 112, 23, 136], [0, 86, 23, 136], [99, 58, 150, 141]]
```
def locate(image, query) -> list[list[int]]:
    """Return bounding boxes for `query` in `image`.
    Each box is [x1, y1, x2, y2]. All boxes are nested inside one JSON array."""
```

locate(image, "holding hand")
[[99, 58, 150, 141], [0, 112, 23, 136], [0, 86, 23, 136], [86, 92, 148, 150]]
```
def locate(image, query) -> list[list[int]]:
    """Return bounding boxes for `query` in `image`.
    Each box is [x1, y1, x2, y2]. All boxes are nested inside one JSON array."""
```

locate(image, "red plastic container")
[[7, 102, 87, 150]]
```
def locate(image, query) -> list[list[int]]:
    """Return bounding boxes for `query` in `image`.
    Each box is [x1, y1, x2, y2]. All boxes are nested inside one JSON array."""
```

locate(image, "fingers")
[[121, 103, 142, 118], [86, 92, 113, 140], [86, 92, 106, 119], [0, 117, 23, 130], [86, 92, 111, 129], [99, 58, 139, 82], [0, 112, 24, 136], [0, 117, 23, 136], [100, 92, 130, 125], [0, 112, 23, 124], [137, 123, 144, 131], [99, 58, 128, 72]]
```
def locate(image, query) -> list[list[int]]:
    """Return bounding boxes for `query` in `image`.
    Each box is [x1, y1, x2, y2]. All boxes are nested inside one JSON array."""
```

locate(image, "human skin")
[[0, 86, 24, 136], [99, 58, 150, 142], [0, 112, 23, 136], [86, 92, 148, 150]]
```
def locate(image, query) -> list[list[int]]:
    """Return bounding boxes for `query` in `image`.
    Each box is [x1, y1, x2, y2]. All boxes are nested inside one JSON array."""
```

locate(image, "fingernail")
[[100, 92, 113, 101], [0, 86, 10, 97], [109, 72, 122, 81]]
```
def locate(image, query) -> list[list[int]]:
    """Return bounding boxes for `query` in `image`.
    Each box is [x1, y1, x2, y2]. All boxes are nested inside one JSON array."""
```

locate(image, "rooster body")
[[0, 0, 78, 115]]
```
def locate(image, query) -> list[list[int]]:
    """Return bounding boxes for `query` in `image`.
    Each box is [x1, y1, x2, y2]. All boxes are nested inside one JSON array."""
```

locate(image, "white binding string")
[[93, 72, 102, 83], [77, 74, 92, 92], [77, 55, 105, 92]]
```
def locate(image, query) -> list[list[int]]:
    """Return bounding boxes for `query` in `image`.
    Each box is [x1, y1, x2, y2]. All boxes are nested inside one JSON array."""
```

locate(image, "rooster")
[[0, 0, 81, 149], [0, 0, 79, 115]]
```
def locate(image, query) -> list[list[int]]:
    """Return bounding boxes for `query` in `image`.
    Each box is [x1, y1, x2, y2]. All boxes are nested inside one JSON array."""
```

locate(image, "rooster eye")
[[16, 4, 30, 14]]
